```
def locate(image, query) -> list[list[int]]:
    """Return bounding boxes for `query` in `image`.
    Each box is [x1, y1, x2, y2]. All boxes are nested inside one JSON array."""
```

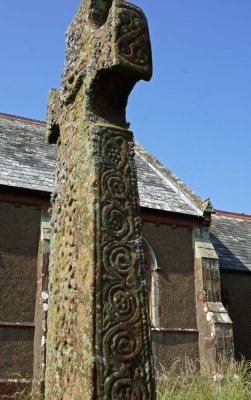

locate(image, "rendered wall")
[[0, 202, 40, 378], [142, 221, 199, 368], [220, 271, 251, 360], [0, 327, 34, 378], [151, 331, 199, 369]]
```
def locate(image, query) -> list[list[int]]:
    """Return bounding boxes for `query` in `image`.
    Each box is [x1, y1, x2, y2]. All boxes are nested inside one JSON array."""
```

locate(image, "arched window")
[[143, 238, 160, 329]]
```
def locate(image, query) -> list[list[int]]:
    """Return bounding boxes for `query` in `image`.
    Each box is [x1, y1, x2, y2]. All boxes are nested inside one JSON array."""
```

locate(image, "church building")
[[0, 111, 250, 396]]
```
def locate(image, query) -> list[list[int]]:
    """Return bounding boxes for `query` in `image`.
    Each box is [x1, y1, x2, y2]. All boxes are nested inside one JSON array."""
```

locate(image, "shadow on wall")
[[210, 233, 250, 272], [0, 255, 4, 269], [211, 233, 251, 360]]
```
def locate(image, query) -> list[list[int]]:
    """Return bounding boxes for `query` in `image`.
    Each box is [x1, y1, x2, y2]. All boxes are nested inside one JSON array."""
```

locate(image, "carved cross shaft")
[[45, 1, 155, 398]]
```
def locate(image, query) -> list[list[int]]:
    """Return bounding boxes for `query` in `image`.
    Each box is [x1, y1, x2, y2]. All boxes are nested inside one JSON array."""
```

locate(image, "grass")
[[9, 391, 31, 400], [1, 387, 32, 400], [157, 359, 251, 400], [5, 360, 251, 399]]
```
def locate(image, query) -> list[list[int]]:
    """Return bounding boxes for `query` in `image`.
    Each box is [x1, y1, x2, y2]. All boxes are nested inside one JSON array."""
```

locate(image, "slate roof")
[[210, 212, 251, 272], [135, 151, 201, 215], [1, 113, 250, 273], [0, 114, 56, 193], [0, 113, 203, 216], [135, 143, 203, 212]]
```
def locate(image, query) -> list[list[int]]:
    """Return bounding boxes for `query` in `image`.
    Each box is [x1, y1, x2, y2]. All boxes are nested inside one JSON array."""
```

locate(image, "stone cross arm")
[[47, 0, 152, 142]]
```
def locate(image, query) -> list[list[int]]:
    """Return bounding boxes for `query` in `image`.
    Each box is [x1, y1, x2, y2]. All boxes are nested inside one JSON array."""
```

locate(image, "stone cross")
[[45, 0, 155, 398]]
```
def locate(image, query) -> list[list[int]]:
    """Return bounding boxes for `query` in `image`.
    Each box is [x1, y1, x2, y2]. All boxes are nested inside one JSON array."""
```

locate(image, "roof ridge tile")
[[0, 112, 46, 126], [216, 210, 251, 220]]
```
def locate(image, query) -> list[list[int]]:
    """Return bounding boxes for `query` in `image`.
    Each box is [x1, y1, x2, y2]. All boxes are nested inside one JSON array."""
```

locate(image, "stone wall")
[[193, 228, 234, 369]]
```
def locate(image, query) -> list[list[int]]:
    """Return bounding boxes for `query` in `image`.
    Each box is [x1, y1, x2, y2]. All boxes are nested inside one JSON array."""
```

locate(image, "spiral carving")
[[103, 204, 132, 239], [105, 377, 132, 400], [113, 381, 132, 400], [108, 285, 138, 322], [105, 374, 147, 400], [101, 169, 129, 200], [93, 126, 154, 398], [105, 328, 141, 363], [103, 242, 136, 276]]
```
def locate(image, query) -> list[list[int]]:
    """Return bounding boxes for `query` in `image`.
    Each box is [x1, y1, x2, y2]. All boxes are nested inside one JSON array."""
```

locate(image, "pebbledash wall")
[[0, 202, 40, 378], [0, 198, 50, 396], [0, 113, 250, 394], [143, 221, 199, 368]]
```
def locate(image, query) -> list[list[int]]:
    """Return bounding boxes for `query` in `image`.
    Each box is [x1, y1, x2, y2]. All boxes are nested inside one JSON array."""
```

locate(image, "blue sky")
[[1, 1, 250, 213]]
